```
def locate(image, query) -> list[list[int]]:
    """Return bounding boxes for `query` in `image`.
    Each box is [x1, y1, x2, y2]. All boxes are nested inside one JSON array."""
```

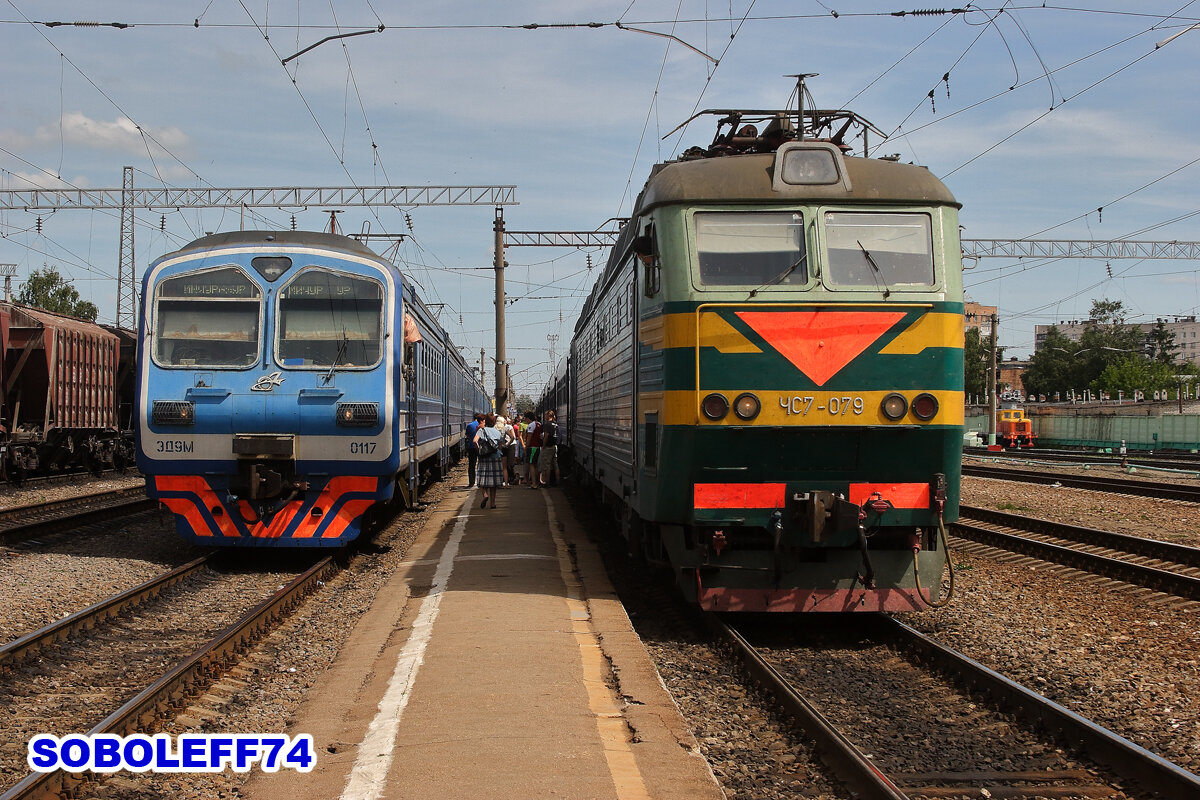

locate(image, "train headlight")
[[337, 402, 379, 427], [153, 401, 194, 426], [732, 392, 761, 420], [880, 393, 908, 421], [911, 393, 939, 421], [701, 393, 729, 420]]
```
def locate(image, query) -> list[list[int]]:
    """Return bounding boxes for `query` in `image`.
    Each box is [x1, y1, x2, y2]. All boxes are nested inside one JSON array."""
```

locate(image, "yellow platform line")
[[544, 493, 651, 800]]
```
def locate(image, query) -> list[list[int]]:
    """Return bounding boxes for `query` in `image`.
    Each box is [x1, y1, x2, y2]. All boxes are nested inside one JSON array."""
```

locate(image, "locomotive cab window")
[[154, 266, 262, 368], [824, 212, 935, 289], [694, 212, 807, 288], [277, 269, 384, 369]]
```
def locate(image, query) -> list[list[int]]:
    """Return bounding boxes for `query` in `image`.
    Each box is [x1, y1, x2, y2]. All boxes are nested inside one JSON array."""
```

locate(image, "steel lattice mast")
[[0, 169, 518, 330]]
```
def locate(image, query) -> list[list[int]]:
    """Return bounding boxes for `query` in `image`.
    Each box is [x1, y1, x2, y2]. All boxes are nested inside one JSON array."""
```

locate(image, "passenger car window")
[[277, 269, 383, 368], [154, 267, 261, 367]]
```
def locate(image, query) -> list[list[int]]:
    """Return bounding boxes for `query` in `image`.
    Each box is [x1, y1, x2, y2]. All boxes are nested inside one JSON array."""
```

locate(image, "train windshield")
[[694, 212, 807, 287], [824, 212, 935, 288], [277, 269, 383, 369], [154, 267, 261, 367]]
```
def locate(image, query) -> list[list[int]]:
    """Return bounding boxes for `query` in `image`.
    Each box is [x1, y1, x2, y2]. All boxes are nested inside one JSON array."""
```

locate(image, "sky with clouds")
[[2, 1, 1199, 394]]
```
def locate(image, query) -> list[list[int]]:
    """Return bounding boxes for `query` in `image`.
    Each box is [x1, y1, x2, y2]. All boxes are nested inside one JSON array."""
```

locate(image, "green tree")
[[1147, 319, 1178, 364], [1089, 298, 1128, 325], [963, 327, 988, 398], [513, 393, 534, 415], [16, 266, 99, 321], [1023, 326, 1076, 398]]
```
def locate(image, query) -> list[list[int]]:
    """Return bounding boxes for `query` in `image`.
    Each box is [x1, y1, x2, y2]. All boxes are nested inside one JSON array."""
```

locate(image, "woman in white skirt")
[[473, 412, 504, 509]]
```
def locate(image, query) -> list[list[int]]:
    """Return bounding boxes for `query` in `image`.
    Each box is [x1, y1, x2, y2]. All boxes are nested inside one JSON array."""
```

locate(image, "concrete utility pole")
[[988, 313, 999, 444], [493, 207, 508, 412]]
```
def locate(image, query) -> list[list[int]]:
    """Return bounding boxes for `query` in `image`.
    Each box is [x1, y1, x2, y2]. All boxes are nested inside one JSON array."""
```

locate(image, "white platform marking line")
[[340, 491, 471, 800]]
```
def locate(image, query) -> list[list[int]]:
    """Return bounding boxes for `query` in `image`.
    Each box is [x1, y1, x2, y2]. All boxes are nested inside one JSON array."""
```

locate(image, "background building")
[[1034, 317, 1200, 364]]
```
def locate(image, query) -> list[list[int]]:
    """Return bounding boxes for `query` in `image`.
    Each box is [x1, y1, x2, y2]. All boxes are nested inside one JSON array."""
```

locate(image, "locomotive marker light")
[[701, 393, 729, 420], [911, 392, 939, 421], [881, 392, 908, 420], [732, 392, 761, 420]]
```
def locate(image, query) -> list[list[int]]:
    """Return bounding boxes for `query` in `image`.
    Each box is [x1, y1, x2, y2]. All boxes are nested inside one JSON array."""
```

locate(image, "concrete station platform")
[[244, 483, 724, 800]]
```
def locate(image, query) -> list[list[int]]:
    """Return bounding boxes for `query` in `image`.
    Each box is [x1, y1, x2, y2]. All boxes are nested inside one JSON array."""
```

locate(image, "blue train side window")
[[154, 266, 261, 368], [277, 269, 384, 369]]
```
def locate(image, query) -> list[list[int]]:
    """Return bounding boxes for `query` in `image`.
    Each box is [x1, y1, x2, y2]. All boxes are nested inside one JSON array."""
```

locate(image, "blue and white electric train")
[[136, 230, 487, 546]]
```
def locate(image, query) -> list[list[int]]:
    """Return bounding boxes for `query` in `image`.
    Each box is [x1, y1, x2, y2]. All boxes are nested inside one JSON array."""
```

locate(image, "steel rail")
[[0, 556, 336, 800], [704, 614, 909, 800], [0, 555, 211, 670], [965, 447, 1200, 473], [0, 488, 154, 546], [882, 616, 1200, 799], [962, 463, 1200, 502], [951, 520, 1200, 600], [960, 504, 1200, 568]]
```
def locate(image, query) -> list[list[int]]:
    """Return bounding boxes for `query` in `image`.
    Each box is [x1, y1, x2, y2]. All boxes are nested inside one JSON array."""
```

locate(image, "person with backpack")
[[536, 410, 560, 487], [472, 413, 504, 509]]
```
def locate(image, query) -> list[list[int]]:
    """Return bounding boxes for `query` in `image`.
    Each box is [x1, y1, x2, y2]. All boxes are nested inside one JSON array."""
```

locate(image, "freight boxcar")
[[0, 302, 132, 480]]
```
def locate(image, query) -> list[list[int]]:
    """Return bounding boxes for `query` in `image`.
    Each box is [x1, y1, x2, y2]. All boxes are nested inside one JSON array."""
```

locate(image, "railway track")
[[710, 613, 1200, 799], [962, 463, 1200, 502], [0, 485, 153, 547], [0, 553, 335, 800], [953, 504, 1200, 604], [965, 446, 1200, 473]]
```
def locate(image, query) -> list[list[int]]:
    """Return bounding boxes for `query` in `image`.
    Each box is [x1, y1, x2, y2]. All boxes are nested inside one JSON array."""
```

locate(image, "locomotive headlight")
[[911, 392, 939, 421], [153, 401, 194, 426], [336, 402, 379, 427], [880, 392, 908, 421], [732, 392, 761, 420], [701, 393, 730, 420]]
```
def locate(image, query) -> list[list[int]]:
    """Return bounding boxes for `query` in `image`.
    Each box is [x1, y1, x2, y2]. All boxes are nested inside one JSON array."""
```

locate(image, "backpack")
[[543, 421, 558, 447], [477, 430, 499, 458]]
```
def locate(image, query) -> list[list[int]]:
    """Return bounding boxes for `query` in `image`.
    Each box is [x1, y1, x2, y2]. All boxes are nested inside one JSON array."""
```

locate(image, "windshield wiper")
[[857, 240, 891, 299], [748, 252, 808, 299], [322, 328, 350, 385]]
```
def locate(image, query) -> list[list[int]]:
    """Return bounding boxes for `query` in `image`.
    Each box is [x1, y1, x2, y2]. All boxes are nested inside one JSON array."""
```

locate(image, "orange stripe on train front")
[[694, 483, 786, 509], [156, 475, 241, 538], [321, 499, 375, 538], [848, 483, 931, 509]]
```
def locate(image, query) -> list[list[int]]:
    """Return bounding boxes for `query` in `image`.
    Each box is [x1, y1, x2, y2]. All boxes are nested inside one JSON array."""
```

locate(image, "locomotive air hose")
[[914, 515, 955, 608]]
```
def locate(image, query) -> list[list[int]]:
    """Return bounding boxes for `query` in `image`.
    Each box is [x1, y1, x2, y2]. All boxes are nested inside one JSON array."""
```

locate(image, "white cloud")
[[35, 113, 190, 157], [4, 170, 91, 190]]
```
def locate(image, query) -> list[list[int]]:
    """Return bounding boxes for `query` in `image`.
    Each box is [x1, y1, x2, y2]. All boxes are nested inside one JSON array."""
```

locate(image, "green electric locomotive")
[[570, 106, 963, 612]]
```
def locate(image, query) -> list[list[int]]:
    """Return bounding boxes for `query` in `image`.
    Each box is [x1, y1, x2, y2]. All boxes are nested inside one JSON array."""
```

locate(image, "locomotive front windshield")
[[824, 212, 935, 288], [277, 269, 383, 369], [154, 267, 261, 367], [695, 212, 807, 287]]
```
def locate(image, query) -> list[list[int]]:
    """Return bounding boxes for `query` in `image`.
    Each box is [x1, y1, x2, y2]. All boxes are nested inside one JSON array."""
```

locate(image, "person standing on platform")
[[464, 412, 484, 488], [524, 411, 542, 489], [473, 413, 504, 509], [536, 410, 560, 487], [498, 415, 517, 487], [516, 414, 530, 486]]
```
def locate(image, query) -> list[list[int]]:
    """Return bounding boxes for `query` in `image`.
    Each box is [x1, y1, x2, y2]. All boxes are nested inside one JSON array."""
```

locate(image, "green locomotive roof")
[[636, 152, 960, 213]]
